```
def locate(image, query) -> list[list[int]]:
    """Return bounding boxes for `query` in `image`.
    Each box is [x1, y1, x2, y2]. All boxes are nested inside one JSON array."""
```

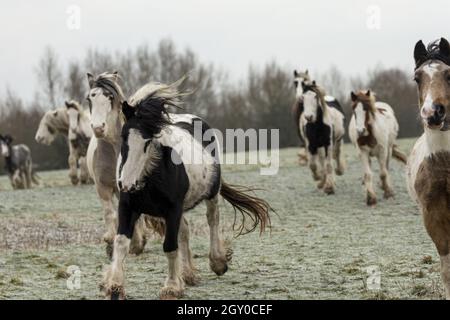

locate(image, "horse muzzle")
[[305, 115, 314, 123], [118, 180, 138, 193], [422, 104, 446, 130]]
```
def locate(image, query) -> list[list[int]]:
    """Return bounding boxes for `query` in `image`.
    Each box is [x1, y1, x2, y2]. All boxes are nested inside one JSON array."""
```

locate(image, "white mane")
[[127, 75, 191, 108]]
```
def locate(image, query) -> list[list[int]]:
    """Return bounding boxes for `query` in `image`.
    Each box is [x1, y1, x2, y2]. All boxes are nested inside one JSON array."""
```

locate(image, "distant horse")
[[0, 134, 38, 189], [349, 90, 407, 205], [85, 71, 154, 258], [292, 70, 310, 165], [407, 38, 450, 299], [300, 81, 345, 194], [102, 77, 272, 300], [35, 103, 90, 185], [65, 100, 93, 184]]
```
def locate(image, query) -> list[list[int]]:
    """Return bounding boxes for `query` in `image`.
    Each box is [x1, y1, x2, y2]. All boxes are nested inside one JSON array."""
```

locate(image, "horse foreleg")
[[440, 254, 450, 299], [377, 149, 394, 199], [334, 138, 345, 176], [78, 156, 90, 184], [178, 216, 200, 285], [322, 146, 335, 195], [361, 151, 376, 205], [68, 152, 79, 185], [206, 196, 230, 276], [98, 186, 118, 258], [102, 194, 138, 300], [24, 164, 32, 189], [160, 208, 184, 299], [309, 153, 322, 183]]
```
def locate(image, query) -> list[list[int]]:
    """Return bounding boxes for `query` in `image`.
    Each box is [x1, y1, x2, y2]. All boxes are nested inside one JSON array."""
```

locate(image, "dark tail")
[[220, 181, 272, 236], [392, 144, 407, 164]]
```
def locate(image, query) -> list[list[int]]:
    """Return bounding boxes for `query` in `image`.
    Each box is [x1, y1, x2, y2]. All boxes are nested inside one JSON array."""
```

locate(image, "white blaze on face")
[[118, 129, 153, 191], [89, 88, 112, 133], [420, 64, 438, 121], [67, 108, 79, 140], [0, 142, 9, 157], [354, 103, 367, 135], [294, 77, 306, 99], [303, 91, 318, 122]]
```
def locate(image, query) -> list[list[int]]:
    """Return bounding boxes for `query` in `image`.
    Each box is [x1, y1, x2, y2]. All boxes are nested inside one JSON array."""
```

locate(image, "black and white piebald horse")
[[300, 81, 345, 194], [102, 79, 272, 300], [0, 134, 39, 189]]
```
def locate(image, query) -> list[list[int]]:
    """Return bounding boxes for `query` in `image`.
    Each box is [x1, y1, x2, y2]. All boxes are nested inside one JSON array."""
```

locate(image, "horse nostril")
[[435, 104, 445, 117], [118, 181, 122, 190]]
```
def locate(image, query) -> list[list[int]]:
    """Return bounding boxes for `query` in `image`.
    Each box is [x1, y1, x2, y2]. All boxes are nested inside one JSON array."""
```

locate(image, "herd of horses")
[[0, 37, 450, 300]]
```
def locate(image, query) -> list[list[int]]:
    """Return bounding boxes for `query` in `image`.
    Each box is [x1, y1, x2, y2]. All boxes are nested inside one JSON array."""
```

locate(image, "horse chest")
[[304, 122, 332, 154], [414, 152, 450, 254]]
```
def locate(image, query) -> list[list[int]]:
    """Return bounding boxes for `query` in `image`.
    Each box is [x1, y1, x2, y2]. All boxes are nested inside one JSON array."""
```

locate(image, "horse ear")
[[439, 37, 450, 57], [414, 40, 428, 67], [112, 71, 119, 81], [305, 69, 309, 75], [4, 135, 12, 144], [351, 91, 357, 101], [366, 90, 371, 97], [122, 101, 135, 121], [293, 70, 298, 77], [87, 73, 95, 88], [65, 100, 70, 108], [312, 80, 316, 86]]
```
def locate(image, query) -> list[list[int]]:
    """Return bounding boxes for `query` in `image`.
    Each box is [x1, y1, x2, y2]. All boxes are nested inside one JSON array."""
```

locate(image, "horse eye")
[[414, 75, 421, 85], [293, 80, 298, 88]]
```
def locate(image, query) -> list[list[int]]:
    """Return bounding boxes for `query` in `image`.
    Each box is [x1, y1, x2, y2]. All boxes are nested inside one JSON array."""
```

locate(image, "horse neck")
[[424, 127, 450, 154]]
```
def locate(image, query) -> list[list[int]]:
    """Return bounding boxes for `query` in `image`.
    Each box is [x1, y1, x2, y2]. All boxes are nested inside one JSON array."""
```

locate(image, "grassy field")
[[0, 138, 445, 300]]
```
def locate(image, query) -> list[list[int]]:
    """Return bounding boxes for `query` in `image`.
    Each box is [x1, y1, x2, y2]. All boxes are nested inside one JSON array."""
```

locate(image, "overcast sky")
[[0, 0, 448, 102]]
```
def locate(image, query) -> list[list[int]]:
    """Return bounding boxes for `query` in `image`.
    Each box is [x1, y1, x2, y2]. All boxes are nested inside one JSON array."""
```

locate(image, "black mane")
[[134, 96, 171, 138]]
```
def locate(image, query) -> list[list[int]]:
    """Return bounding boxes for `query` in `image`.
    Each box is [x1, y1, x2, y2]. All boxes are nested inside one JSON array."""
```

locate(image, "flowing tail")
[[220, 181, 272, 236], [392, 144, 407, 164]]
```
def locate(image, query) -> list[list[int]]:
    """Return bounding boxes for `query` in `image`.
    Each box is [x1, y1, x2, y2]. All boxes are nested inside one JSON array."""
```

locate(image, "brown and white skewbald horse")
[[407, 37, 450, 299], [349, 91, 407, 206]]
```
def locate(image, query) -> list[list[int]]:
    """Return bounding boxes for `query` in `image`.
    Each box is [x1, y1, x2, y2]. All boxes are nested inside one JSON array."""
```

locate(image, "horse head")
[[414, 38, 450, 131]]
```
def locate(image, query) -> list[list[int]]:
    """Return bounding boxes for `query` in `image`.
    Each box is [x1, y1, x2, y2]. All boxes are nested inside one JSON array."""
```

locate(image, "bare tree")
[[35, 46, 63, 108]]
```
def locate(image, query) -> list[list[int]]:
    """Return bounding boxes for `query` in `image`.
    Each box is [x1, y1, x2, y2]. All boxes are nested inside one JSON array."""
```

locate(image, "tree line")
[[0, 39, 422, 172]]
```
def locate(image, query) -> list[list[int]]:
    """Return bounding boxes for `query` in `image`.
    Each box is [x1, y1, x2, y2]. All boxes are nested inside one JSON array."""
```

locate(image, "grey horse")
[[0, 134, 39, 189]]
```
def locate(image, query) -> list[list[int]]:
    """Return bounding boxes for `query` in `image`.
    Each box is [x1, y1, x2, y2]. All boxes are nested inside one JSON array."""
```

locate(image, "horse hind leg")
[[178, 216, 200, 285], [206, 196, 231, 276], [129, 215, 148, 255]]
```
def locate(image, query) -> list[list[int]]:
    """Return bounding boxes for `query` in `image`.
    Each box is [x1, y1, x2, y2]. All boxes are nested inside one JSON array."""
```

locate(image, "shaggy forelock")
[[91, 72, 125, 104]]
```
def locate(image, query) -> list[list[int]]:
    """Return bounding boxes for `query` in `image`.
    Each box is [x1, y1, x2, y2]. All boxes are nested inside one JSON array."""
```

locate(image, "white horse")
[[349, 90, 407, 205], [85, 71, 153, 257], [65, 100, 93, 184], [35, 103, 90, 185], [407, 38, 450, 299], [300, 81, 346, 194]]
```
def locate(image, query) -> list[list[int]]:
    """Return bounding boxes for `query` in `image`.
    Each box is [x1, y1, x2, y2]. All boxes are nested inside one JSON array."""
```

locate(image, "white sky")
[[0, 0, 448, 102]]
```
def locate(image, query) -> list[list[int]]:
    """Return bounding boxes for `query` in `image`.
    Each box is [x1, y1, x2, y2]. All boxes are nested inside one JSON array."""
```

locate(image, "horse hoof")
[[183, 272, 201, 286], [366, 195, 377, 206], [160, 286, 183, 300], [70, 177, 79, 185], [384, 190, 394, 199], [324, 186, 335, 195]]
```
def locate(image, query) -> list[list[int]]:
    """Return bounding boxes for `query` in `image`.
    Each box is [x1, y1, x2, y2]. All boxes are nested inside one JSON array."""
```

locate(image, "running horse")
[[407, 38, 450, 299]]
